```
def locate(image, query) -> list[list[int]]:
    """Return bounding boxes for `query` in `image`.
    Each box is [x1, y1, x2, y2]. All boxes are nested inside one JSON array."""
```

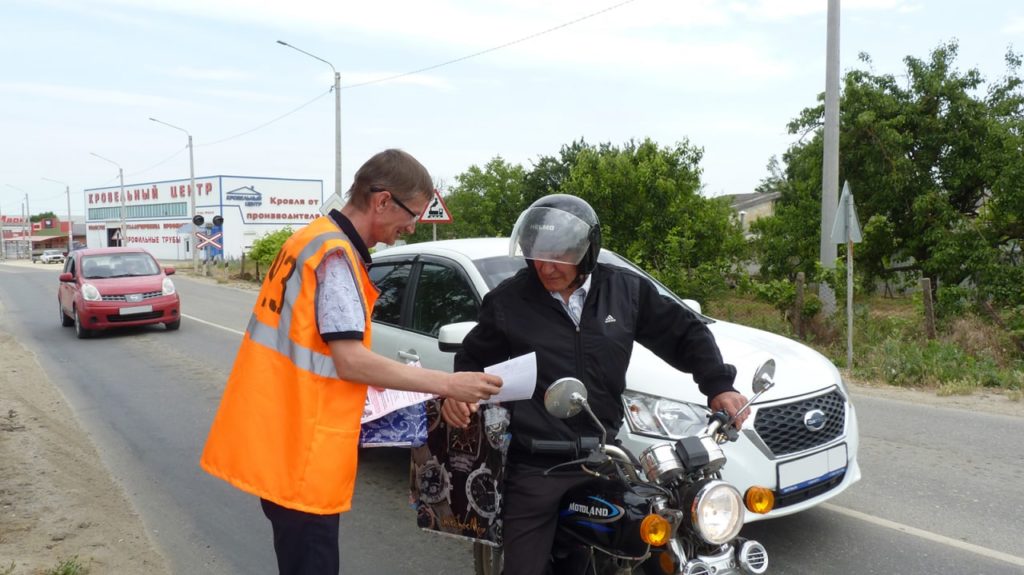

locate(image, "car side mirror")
[[59, 272, 74, 282], [164, 267, 176, 276], [437, 321, 477, 353], [682, 299, 702, 315]]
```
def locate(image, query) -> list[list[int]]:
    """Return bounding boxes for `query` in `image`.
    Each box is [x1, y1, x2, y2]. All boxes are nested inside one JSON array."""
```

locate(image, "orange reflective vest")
[[200, 216, 379, 515]]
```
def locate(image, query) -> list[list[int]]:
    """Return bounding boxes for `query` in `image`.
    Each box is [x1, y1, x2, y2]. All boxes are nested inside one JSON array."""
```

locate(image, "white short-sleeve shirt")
[[316, 250, 366, 340]]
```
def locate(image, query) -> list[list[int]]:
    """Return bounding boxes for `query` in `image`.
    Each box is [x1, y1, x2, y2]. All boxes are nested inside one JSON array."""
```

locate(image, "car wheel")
[[165, 319, 181, 331], [74, 308, 92, 339], [59, 301, 74, 327]]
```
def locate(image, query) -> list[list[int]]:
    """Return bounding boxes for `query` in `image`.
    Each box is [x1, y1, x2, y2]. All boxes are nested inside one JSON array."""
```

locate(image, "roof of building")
[[725, 191, 782, 211]]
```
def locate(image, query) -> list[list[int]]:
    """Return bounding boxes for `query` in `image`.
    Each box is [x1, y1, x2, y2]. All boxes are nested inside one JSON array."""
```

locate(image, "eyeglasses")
[[371, 186, 420, 221]]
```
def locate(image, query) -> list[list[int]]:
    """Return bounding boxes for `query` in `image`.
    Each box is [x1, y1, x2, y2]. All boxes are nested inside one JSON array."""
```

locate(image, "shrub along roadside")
[[706, 290, 1023, 398]]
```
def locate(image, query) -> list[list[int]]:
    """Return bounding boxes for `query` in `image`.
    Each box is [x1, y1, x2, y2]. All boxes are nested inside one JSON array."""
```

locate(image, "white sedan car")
[[369, 238, 860, 521]]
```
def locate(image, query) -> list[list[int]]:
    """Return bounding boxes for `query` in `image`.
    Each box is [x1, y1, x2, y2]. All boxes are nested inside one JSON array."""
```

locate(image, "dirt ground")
[[0, 315, 169, 574]]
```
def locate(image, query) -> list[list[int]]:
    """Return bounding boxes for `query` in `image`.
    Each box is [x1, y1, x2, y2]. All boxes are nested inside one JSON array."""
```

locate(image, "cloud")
[[165, 66, 254, 82], [1002, 17, 1024, 35], [0, 82, 182, 108]]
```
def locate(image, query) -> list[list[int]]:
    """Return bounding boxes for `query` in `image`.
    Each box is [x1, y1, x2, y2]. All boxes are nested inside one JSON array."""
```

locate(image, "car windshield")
[[472, 250, 703, 319], [81, 253, 160, 279], [44, 250, 61, 255]]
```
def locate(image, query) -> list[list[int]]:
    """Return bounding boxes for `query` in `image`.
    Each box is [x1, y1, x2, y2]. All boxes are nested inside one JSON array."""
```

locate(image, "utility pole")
[[820, 0, 841, 314], [42, 177, 73, 251], [0, 196, 6, 260], [90, 153, 127, 247], [150, 118, 198, 270]]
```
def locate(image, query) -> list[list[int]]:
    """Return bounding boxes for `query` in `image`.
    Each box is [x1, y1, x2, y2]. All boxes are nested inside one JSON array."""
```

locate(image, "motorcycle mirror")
[[544, 377, 587, 419], [752, 359, 776, 395]]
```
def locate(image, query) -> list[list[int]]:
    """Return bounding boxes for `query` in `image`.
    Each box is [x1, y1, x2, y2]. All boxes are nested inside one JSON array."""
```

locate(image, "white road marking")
[[822, 503, 1024, 567], [181, 313, 244, 336]]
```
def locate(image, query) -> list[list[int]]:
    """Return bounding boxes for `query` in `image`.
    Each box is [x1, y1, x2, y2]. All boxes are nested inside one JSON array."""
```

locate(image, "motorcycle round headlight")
[[687, 479, 743, 545]]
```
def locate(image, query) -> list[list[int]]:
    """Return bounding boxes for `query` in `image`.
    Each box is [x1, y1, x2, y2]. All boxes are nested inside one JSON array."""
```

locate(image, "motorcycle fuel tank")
[[555, 477, 660, 558]]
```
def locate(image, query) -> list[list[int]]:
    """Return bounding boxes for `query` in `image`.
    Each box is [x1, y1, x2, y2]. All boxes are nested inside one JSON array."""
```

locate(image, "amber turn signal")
[[744, 486, 775, 514], [640, 514, 672, 546]]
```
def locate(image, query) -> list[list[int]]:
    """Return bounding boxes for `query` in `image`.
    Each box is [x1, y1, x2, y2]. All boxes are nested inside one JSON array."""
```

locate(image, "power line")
[[200, 0, 639, 146], [342, 0, 640, 90], [200, 87, 333, 147], [127, 145, 188, 178], [133, 0, 639, 174]]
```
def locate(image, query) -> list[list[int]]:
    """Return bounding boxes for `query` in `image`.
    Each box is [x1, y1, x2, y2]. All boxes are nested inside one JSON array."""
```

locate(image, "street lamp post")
[[5, 184, 29, 258], [42, 177, 73, 251], [278, 40, 341, 197], [150, 117, 198, 271], [0, 195, 5, 260], [90, 153, 127, 247]]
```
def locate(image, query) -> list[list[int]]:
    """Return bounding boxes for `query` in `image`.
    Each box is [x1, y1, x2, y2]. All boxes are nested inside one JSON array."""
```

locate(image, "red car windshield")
[[81, 254, 160, 279]]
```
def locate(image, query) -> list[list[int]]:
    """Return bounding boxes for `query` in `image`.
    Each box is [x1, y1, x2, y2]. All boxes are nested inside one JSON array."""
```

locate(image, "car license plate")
[[119, 305, 153, 315], [777, 443, 847, 494]]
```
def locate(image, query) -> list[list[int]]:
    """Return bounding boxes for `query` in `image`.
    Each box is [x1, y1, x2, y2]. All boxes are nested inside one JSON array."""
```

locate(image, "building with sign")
[[84, 175, 323, 261]]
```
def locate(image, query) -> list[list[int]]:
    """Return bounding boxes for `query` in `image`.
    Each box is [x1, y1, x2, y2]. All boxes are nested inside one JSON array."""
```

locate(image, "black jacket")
[[454, 262, 737, 466]]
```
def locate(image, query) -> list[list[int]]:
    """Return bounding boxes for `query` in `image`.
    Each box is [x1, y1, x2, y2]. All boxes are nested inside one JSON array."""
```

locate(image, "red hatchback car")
[[58, 247, 181, 338]]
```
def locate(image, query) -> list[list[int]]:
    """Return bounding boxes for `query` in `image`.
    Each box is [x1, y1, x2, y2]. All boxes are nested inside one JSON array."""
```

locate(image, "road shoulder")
[[0, 310, 170, 574]]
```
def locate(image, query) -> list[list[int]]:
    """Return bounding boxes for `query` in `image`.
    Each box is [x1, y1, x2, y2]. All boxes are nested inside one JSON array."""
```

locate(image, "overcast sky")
[[2, 0, 1021, 217]]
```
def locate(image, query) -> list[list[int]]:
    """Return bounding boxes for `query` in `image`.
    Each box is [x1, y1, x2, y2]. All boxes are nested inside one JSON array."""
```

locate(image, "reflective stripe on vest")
[[244, 229, 368, 379]]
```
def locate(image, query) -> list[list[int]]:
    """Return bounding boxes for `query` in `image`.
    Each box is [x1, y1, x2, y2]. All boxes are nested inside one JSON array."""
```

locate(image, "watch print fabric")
[[410, 400, 510, 546]]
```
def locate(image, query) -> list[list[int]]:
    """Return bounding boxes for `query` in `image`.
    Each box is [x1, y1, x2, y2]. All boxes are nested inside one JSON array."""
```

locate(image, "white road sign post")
[[418, 189, 453, 241], [830, 180, 863, 371]]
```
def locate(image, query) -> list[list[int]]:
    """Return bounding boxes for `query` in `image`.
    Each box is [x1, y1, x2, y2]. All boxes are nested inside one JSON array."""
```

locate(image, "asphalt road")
[[1, 260, 1022, 574]]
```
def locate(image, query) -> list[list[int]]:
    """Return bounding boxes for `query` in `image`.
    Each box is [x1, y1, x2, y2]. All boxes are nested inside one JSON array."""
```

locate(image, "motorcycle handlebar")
[[529, 437, 601, 457]]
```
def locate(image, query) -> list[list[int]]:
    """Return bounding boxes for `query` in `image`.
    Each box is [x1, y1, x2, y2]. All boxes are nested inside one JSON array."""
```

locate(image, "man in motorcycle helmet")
[[442, 194, 749, 575]]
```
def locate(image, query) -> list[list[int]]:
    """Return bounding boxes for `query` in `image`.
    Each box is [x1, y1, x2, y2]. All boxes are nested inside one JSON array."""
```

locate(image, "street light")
[[150, 117, 198, 271], [0, 195, 5, 260], [278, 40, 341, 197], [5, 184, 29, 258], [90, 152, 127, 247], [42, 177, 73, 251]]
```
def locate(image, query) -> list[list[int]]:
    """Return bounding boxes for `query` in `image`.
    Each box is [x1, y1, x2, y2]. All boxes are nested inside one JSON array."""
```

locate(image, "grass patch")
[[44, 557, 89, 575], [710, 292, 1024, 395]]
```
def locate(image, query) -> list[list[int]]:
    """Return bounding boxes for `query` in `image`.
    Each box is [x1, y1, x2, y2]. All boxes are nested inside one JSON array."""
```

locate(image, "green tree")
[[405, 157, 527, 242], [562, 138, 747, 300], [248, 226, 294, 267], [757, 41, 1024, 311]]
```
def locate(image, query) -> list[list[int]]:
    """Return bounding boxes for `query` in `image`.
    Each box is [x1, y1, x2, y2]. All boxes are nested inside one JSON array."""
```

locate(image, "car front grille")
[[753, 389, 846, 457], [101, 291, 163, 302]]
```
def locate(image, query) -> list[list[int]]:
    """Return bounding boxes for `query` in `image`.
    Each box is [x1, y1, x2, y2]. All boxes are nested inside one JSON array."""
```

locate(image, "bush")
[[248, 227, 294, 268]]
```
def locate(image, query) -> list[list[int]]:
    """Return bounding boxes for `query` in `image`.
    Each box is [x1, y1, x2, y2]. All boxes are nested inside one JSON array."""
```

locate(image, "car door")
[[58, 256, 77, 314], [369, 254, 482, 372], [367, 258, 416, 367], [404, 258, 481, 372]]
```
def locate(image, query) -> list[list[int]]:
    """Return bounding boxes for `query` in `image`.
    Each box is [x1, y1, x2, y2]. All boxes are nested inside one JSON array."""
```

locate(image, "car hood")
[[83, 276, 167, 295], [625, 319, 841, 403]]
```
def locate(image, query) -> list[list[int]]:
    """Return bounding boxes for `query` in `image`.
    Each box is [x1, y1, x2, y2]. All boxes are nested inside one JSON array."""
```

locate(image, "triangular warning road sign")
[[419, 189, 453, 223]]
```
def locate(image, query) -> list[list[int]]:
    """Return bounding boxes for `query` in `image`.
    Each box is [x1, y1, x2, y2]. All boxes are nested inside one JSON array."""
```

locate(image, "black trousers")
[[500, 463, 593, 575], [260, 498, 341, 575]]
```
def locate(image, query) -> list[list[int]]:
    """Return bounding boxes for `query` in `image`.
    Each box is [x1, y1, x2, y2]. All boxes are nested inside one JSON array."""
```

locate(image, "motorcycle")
[[473, 360, 778, 575]]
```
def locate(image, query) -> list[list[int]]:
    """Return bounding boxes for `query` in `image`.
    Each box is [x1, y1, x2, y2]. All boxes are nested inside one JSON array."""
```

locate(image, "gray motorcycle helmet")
[[509, 194, 602, 274]]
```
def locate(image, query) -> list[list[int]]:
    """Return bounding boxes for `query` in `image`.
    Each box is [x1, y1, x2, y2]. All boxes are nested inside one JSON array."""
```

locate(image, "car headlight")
[[162, 278, 176, 296], [622, 390, 708, 439], [686, 479, 744, 545], [82, 283, 101, 301]]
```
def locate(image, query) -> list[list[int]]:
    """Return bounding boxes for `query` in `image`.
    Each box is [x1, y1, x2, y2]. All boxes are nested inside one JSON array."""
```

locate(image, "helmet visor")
[[509, 206, 592, 265]]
